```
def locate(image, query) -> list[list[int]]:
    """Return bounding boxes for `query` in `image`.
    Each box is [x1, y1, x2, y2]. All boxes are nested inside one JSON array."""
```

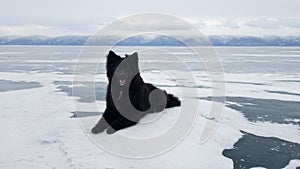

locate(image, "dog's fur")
[[91, 51, 181, 134]]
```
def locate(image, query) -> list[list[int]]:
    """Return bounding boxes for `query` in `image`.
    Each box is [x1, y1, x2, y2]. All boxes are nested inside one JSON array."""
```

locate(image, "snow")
[[0, 71, 299, 169]]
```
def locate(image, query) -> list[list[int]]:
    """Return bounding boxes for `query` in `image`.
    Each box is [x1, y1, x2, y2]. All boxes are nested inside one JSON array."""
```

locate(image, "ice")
[[0, 46, 300, 169], [1, 70, 298, 169]]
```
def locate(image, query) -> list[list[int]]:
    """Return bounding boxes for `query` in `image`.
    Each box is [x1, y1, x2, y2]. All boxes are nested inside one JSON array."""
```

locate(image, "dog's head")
[[106, 51, 139, 87]]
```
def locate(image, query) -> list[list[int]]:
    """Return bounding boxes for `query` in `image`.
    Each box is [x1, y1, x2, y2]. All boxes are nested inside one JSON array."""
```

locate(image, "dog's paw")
[[91, 125, 105, 134], [106, 127, 116, 134]]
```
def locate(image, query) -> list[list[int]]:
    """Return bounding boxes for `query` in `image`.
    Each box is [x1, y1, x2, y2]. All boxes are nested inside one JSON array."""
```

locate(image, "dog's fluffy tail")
[[166, 93, 181, 108]]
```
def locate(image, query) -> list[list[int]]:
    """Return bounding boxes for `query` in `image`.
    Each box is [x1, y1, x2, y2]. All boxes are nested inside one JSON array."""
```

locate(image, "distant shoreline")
[[1, 35, 300, 46], [1, 45, 300, 47]]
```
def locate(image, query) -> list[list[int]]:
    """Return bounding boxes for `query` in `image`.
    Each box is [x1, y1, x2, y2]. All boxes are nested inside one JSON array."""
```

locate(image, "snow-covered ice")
[[0, 46, 300, 169]]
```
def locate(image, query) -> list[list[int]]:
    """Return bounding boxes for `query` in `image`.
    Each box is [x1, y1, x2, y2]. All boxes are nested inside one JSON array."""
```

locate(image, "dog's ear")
[[126, 52, 139, 67], [107, 51, 120, 65]]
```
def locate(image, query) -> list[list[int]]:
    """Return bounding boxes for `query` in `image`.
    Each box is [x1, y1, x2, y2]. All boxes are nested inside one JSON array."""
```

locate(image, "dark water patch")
[[226, 81, 266, 86], [211, 80, 266, 86], [53, 81, 73, 85], [54, 81, 107, 103], [276, 80, 300, 83], [155, 84, 180, 88], [201, 96, 300, 125], [70, 111, 103, 118], [0, 79, 42, 92], [194, 85, 211, 89], [223, 131, 300, 169], [155, 84, 210, 89], [266, 90, 300, 97]]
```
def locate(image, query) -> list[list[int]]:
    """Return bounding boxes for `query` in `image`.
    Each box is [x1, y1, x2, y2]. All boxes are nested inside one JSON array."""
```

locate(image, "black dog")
[[91, 51, 181, 134]]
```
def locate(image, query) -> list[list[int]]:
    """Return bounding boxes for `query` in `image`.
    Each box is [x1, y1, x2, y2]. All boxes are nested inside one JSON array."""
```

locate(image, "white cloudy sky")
[[1, 0, 300, 36]]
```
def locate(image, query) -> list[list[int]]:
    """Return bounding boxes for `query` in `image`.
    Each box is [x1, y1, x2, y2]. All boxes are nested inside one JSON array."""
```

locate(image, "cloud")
[[0, 16, 199, 36], [1, 16, 300, 36], [244, 18, 279, 29], [183, 18, 206, 29], [93, 14, 208, 38], [215, 20, 240, 29], [113, 15, 193, 31], [0, 24, 99, 36], [222, 20, 240, 29], [278, 18, 300, 28], [244, 18, 300, 29], [193, 21, 206, 29]]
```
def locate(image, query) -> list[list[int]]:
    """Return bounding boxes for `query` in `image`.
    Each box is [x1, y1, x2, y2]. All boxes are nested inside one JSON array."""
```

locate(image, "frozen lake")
[[0, 46, 299, 169]]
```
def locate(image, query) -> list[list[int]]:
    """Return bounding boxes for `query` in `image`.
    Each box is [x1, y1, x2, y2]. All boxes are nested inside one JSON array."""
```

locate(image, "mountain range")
[[1, 35, 300, 46]]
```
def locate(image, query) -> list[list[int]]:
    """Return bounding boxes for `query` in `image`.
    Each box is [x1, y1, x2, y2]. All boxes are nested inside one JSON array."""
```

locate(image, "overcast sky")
[[1, 0, 300, 36]]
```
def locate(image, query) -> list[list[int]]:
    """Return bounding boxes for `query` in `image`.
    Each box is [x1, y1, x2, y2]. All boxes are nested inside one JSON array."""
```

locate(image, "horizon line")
[[1, 34, 300, 38]]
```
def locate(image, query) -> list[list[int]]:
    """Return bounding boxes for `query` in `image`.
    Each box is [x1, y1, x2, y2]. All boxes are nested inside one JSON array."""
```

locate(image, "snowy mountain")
[[1, 35, 300, 46]]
